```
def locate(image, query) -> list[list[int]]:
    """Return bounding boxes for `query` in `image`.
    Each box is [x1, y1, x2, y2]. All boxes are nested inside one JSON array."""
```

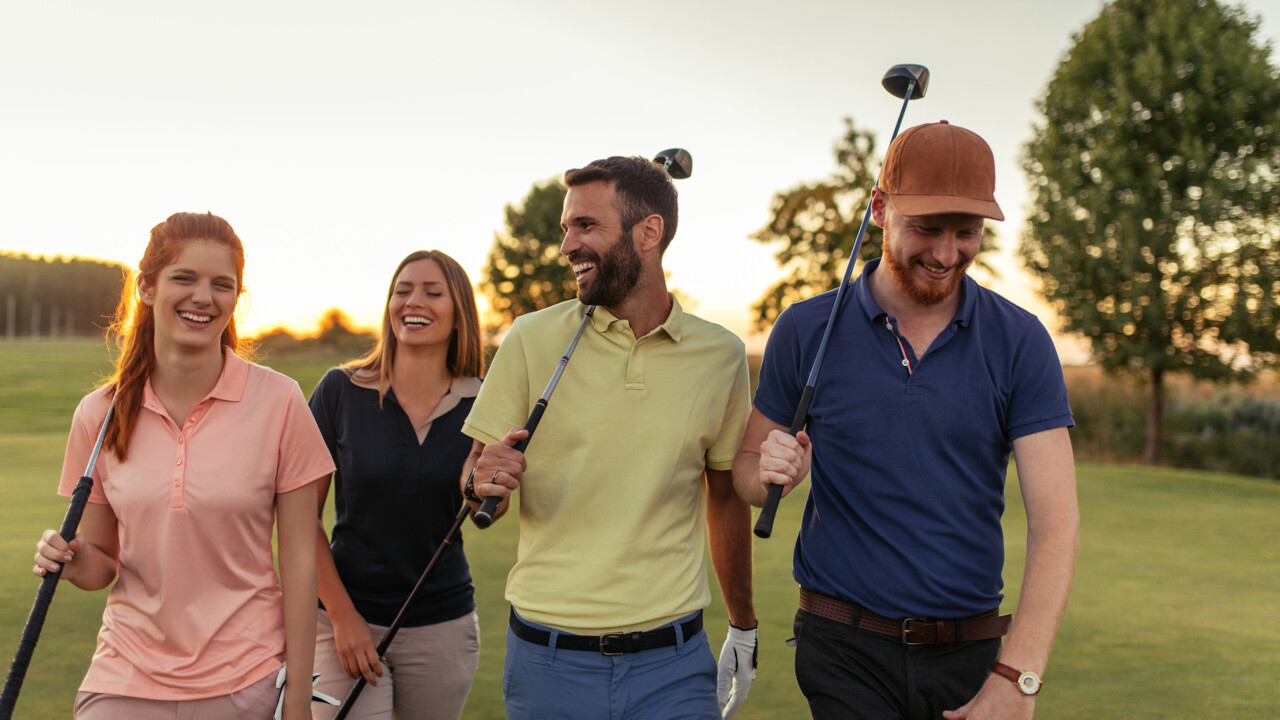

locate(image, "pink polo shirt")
[[58, 350, 334, 700]]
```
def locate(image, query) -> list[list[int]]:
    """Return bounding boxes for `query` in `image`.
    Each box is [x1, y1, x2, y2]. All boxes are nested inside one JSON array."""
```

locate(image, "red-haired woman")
[[32, 212, 334, 720], [307, 250, 485, 720]]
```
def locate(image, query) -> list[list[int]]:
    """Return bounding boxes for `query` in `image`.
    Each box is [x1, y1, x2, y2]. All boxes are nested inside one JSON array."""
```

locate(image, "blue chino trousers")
[[503, 610, 720, 720]]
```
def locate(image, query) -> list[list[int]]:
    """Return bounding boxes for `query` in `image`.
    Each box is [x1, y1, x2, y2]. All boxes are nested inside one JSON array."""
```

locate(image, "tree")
[[750, 118, 883, 330], [0, 251, 125, 338], [480, 178, 576, 332], [315, 308, 370, 351], [1022, 0, 1280, 465], [751, 118, 998, 330]]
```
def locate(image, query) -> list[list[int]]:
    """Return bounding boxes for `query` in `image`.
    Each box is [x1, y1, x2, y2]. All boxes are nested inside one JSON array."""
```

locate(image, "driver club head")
[[881, 64, 929, 100], [653, 148, 693, 179]]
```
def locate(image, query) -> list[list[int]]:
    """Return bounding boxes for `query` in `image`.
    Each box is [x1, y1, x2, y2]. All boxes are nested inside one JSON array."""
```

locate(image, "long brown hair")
[[344, 250, 484, 402], [102, 212, 250, 460]]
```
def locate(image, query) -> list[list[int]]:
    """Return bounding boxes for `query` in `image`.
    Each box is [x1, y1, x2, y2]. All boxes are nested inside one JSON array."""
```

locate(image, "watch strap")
[[992, 662, 1042, 696]]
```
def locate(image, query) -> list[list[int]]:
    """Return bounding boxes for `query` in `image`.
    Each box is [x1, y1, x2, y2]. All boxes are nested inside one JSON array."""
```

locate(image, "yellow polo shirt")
[[463, 298, 750, 634]]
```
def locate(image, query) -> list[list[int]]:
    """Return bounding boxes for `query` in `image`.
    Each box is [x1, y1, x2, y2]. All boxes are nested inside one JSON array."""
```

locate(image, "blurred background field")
[[2, 339, 1278, 718]]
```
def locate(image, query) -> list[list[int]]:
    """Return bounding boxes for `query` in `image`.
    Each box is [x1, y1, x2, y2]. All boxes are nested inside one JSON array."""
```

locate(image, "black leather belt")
[[508, 608, 703, 656]]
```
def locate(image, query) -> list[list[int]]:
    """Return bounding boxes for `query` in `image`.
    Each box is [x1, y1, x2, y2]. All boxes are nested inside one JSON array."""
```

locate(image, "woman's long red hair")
[[101, 212, 251, 461]]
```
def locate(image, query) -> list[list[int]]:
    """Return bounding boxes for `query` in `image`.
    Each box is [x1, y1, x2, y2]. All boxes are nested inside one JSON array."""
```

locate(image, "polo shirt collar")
[[350, 371, 481, 421], [429, 376, 481, 423], [209, 348, 250, 401], [587, 294, 685, 342], [854, 257, 888, 323], [140, 347, 247, 416], [853, 256, 975, 328]]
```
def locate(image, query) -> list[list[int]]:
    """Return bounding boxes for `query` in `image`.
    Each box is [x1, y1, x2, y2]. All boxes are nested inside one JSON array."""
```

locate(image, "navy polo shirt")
[[309, 368, 476, 627], [755, 258, 1073, 618]]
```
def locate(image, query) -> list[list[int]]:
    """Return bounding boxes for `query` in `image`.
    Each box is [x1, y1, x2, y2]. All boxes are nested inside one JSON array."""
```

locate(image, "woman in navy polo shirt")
[[307, 250, 485, 720]]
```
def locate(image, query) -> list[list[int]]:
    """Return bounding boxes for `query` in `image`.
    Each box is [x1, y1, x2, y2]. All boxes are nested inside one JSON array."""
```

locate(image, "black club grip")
[[473, 401, 548, 528], [753, 385, 815, 539], [1, 475, 95, 718]]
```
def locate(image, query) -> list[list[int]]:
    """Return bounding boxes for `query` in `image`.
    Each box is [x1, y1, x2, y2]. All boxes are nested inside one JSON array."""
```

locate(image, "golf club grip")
[[1, 475, 95, 719], [472, 496, 501, 530], [753, 386, 815, 539], [753, 484, 785, 540], [473, 400, 549, 528]]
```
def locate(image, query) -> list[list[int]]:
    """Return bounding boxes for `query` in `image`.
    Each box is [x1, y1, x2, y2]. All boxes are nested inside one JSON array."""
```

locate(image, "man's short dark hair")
[[565, 156, 679, 252]]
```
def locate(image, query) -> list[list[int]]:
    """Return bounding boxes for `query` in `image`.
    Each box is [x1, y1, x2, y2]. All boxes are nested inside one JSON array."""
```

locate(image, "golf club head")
[[653, 148, 693, 179], [881, 64, 929, 100]]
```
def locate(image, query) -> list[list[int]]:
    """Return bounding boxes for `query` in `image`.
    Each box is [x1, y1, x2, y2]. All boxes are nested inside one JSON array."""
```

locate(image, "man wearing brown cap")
[[734, 121, 1078, 719]]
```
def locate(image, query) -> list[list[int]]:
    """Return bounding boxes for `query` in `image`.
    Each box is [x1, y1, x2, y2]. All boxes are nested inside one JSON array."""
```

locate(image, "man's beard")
[[577, 229, 643, 307], [883, 236, 973, 307]]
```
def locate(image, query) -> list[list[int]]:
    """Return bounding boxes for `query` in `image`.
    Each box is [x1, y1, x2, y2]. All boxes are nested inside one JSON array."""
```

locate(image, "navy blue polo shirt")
[[309, 368, 476, 627], [755, 258, 1073, 618]]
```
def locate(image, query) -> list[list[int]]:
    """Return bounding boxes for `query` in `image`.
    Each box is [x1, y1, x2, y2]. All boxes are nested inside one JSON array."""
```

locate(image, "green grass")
[[2, 339, 1278, 717]]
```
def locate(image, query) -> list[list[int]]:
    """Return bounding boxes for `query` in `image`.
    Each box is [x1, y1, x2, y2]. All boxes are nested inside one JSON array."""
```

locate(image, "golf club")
[[472, 304, 597, 528], [654, 148, 693, 179], [332, 499, 471, 719], [1, 404, 115, 720], [754, 64, 928, 539]]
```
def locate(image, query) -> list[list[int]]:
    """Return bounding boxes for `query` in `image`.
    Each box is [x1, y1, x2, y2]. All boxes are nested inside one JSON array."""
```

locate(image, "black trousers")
[[794, 609, 1001, 720]]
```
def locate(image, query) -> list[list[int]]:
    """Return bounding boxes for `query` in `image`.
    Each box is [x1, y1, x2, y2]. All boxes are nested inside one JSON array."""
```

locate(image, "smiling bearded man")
[[462, 155, 758, 720], [566, 222, 643, 308], [736, 121, 1079, 720]]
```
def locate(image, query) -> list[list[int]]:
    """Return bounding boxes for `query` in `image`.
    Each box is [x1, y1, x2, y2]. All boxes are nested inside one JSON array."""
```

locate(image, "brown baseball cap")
[[879, 120, 1004, 221]]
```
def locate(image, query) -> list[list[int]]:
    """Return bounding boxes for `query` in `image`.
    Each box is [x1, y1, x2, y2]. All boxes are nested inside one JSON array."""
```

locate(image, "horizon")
[[2, 0, 1277, 364]]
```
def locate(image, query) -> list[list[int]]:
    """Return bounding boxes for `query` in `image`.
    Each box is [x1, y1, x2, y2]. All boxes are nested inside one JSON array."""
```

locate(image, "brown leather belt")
[[799, 587, 1011, 645]]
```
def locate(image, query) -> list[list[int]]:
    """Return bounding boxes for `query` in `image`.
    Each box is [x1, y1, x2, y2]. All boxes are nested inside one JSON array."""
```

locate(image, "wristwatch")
[[992, 662, 1042, 696]]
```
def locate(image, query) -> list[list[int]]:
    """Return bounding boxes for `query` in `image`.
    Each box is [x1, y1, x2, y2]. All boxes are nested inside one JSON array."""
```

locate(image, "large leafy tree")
[[1022, 0, 1280, 464], [752, 118, 997, 330], [750, 118, 882, 330], [480, 178, 576, 332]]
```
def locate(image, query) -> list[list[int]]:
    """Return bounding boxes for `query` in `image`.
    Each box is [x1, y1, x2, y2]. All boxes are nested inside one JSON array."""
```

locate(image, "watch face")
[[1018, 672, 1042, 695]]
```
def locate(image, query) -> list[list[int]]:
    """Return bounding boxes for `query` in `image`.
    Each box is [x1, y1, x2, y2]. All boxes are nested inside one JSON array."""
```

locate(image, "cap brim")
[[888, 194, 1005, 222]]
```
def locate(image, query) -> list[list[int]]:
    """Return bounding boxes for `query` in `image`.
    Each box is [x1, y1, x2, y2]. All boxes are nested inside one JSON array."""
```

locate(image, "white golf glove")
[[716, 622, 757, 718]]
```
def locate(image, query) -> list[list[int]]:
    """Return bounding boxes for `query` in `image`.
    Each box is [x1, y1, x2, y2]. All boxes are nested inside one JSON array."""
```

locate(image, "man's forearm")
[[706, 470, 756, 628], [999, 512, 1078, 675], [1003, 427, 1079, 676], [731, 449, 769, 507]]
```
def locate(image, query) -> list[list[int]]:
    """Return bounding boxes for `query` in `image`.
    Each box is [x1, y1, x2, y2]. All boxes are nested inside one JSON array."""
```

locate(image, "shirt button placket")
[[172, 434, 186, 509], [626, 339, 646, 390]]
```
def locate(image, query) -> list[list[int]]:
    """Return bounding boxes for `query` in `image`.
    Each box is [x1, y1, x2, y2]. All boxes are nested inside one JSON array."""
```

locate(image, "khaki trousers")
[[311, 608, 480, 720]]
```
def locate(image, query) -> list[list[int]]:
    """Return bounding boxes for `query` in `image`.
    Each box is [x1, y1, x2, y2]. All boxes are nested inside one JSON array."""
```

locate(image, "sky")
[[2, 0, 1279, 362]]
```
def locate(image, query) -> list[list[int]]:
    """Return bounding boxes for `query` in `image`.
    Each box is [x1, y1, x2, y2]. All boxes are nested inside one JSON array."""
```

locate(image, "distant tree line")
[[254, 308, 376, 356], [0, 251, 127, 339]]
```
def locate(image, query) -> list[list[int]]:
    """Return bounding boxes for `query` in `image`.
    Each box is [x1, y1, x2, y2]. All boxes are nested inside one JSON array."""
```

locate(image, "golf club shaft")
[[2, 404, 114, 720], [332, 500, 470, 719], [754, 83, 917, 539], [473, 305, 596, 527]]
